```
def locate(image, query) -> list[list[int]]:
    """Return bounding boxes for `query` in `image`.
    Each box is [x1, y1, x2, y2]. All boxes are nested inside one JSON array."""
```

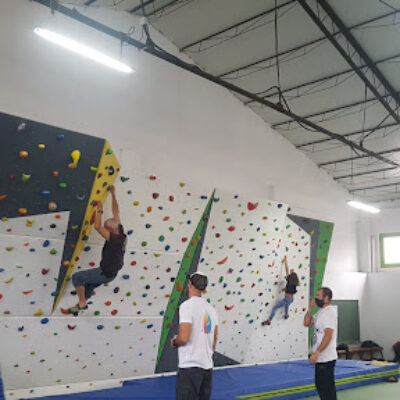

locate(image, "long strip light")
[[347, 200, 380, 214], [34, 28, 134, 73]]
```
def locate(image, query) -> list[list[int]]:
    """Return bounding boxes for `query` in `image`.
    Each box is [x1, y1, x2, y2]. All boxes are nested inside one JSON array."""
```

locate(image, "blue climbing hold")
[[84, 246, 91, 252], [122, 274, 130, 280], [40, 190, 50, 197], [57, 134, 64, 141], [97, 325, 104, 330], [40, 318, 49, 324], [43, 240, 50, 247], [127, 230, 133, 235]]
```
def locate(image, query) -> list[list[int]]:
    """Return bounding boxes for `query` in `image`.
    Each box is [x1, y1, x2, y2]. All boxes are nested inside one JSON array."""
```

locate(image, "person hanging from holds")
[[64, 185, 127, 316], [261, 255, 300, 326]]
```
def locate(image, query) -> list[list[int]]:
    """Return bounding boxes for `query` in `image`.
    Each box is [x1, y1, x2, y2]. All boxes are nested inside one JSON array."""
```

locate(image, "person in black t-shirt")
[[261, 255, 300, 326], [67, 185, 127, 316]]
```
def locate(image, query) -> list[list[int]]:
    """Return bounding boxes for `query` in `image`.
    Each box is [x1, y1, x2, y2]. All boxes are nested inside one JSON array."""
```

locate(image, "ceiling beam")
[[180, 0, 296, 52], [218, 9, 400, 78], [129, 0, 157, 14], [246, 52, 400, 105], [334, 166, 398, 180], [31, 0, 400, 170], [299, 0, 400, 123], [371, 195, 400, 203], [84, 0, 97, 5], [296, 122, 399, 148], [144, 0, 181, 17], [318, 147, 400, 167], [272, 93, 392, 129], [350, 181, 400, 192]]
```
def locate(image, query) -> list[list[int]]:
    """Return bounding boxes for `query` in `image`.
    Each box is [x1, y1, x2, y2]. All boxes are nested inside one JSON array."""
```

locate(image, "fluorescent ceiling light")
[[34, 27, 134, 73], [347, 200, 380, 214]]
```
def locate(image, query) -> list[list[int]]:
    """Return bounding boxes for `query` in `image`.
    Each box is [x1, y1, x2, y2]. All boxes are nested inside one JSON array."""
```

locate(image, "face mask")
[[315, 298, 325, 308]]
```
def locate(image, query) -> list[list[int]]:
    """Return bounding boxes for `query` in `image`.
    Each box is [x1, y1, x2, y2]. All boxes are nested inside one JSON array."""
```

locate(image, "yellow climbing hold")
[[153, 253, 162, 258], [26, 219, 34, 227], [1, 217, 8, 221], [38, 144, 45, 149], [68, 150, 81, 169], [6, 246, 14, 251], [133, 201, 139, 206], [5, 277, 14, 284], [34, 308, 43, 316]]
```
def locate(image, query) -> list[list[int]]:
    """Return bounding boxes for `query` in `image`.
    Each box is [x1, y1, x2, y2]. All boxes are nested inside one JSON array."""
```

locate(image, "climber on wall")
[[65, 185, 127, 316], [261, 255, 300, 326]]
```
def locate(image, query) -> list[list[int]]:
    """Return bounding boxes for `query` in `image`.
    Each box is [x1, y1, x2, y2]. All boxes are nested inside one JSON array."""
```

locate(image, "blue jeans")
[[269, 297, 294, 320], [72, 268, 115, 300]]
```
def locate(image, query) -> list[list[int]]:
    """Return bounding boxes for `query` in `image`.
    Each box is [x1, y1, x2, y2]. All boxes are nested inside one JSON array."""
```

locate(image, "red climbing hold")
[[147, 206, 152, 213], [60, 308, 70, 315], [225, 305, 234, 311], [149, 175, 157, 180], [181, 237, 188, 243], [169, 195, 174, 202], [105, 301, 111, 306], [41, 268, 49, 275], [111, 309, 118, 315], [0, 194, 7, 201], [217, 256, 228, 265], [177, 281, 183, 292], [247, 202, 259, 211], [228, 225, 235, 232]]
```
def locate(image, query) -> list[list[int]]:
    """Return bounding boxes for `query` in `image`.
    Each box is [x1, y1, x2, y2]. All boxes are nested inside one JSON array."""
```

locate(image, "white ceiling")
[[63, 0, 400, 205]]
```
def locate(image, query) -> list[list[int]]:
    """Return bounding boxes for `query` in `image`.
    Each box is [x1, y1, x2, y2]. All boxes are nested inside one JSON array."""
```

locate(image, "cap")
[[188, 271, 208, 291]]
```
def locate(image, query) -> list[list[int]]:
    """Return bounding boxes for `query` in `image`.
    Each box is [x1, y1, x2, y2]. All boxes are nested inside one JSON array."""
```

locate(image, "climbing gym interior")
[[1, 1, 400, 399]]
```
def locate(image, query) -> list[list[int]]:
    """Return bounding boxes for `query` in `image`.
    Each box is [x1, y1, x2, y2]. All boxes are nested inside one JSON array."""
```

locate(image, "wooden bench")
[[337, 346, 384, 360]]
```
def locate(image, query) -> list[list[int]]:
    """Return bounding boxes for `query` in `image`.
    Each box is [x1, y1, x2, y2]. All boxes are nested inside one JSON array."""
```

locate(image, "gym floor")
[[300, 381, 400, 399]]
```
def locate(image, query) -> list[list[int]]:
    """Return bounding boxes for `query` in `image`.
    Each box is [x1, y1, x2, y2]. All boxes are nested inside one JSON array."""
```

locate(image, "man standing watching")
[[171, 272, 219, 400], [304, 287, 338, 400]]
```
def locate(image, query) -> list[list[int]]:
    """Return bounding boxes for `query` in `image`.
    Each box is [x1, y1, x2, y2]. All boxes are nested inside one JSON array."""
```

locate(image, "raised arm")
[[94, 202, 110, 241], [303, 299, 315, 327], [283, 255, 289, 276], [109, 185, 120, 225]]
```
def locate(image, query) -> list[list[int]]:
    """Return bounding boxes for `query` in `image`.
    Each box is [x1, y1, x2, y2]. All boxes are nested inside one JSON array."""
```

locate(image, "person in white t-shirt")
[[304, 287, 337, 400], [171, 272, 218, 400]]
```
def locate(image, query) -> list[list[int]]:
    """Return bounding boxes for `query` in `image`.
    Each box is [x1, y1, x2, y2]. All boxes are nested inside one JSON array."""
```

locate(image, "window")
[[379, 233, 400, 268]]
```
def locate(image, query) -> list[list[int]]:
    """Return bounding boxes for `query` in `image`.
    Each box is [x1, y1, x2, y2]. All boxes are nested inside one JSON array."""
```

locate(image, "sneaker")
[[261, 319, 271, 326], [68, 303, 88, 317]]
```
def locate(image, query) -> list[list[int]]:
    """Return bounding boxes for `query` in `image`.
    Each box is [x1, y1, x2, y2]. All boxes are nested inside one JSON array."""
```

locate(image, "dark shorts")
[[176, 367, 213, 400], [72, 267, 115, 299]]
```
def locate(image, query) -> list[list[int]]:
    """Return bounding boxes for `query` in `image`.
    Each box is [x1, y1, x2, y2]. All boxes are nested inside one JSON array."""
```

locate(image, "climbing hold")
[[18, 326, 24, 332], [41, 268, 49, 275], [111, 309, 118, 315], [149, 175, 157, 180], [177, 281, 183, 292], [40, 318, 49, 324], [52, 171, 59, 177], [76, 194, 85, 201], [247, 202, 259, 211], [68, 150, 81, 169], [18, 208, 27, 215], [105, 148, 113, 155], [48, 202, 57, 211], [22, 290, 33, 295], [113, 287, 120, 294], [228, 225, 235, 232], [34, 308, 43, 316], [62, 261, 70, 267], [40, 190, 50, 197], [6, 246, 14, 251], [217, 256, 228, 265], [5, 277, 14, 284], [225, 305, 234, 311], [67, 325, 76, 330], [58, 182, 67, 188], [19, 150, 28, 158], [0, 194, 7, 201], [97, 325, 104, 330], [50, 249, 57, 255], [90, 166, 98, 172], [105, 301, 111, 306], [17, 122, 26, 131], [108, 166, 115, 176], [21, 173, 31, 183], [120, 176, 129, 182], [38, 144, 45, 149], [26, 219, 34, 227], [114, 325, 121, 330], [122, 274, 130, 280], [169, 195, 174, 202]]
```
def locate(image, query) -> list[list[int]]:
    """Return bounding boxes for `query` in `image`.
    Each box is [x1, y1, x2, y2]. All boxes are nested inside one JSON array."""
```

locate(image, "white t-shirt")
[[312, 305, 338, 363], [178, 296, 219, 370]]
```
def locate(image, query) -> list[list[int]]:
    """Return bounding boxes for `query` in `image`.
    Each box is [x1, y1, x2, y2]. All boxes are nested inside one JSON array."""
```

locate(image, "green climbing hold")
[[105, 148, 113, 155], [219, 276, 223, 283], [21, 173, 31, 183], [126, 292, 131, 297], [158, 235, 165, 242], [58, 183, 67, 188], [141, 241, 148, 247], [236, 277, 242, 282], [49, 248, 57, 255], [94, 311, 100, 316], [90, 166, 98, 172]]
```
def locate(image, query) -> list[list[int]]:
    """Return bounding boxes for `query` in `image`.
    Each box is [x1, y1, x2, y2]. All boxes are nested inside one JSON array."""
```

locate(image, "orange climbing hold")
[[0, 194, 7, 201], [18, 208, 27, 215], [19, 150, 28, 158], [177, 281, 183, 292], [217, 256, 228, 265], [60, 308, 70, 315], [22, 290, 33, 295]]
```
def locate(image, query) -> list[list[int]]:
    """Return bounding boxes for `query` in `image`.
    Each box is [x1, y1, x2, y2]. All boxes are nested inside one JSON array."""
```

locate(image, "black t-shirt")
[[285, 276, 298, 294], [100, 231, 127, 277]]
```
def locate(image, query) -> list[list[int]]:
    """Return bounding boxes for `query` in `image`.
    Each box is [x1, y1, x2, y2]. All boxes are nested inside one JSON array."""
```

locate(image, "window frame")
[[379, 232, 400, 269]]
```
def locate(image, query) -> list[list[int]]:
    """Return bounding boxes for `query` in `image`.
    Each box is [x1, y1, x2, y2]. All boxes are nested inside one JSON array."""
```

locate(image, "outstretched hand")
[[109, 185, 116, 195], [96, 201, 103, 211], [282, 255, 287, 263]]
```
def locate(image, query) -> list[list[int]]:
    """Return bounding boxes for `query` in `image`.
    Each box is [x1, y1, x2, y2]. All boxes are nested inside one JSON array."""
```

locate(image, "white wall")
[[358, 208, 400, 359], [0, 0, 362, 298]]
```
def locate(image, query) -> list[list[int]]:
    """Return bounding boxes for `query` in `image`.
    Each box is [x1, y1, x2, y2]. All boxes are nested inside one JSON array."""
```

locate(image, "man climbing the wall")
[[171, 272, 219, 400], [65, 185, 127, 316], [304, 287, 338, 400]]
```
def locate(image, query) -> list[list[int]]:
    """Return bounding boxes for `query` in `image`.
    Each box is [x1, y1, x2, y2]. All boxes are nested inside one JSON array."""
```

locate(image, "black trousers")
[[315, 360, 337, 400], [176, 367, 213, 400]]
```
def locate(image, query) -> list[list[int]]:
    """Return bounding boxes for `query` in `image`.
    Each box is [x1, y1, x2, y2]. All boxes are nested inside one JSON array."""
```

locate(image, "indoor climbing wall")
[[245, 218, 310, 363], [197, 190, 290, 363], [0, 212, 70, 316]]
